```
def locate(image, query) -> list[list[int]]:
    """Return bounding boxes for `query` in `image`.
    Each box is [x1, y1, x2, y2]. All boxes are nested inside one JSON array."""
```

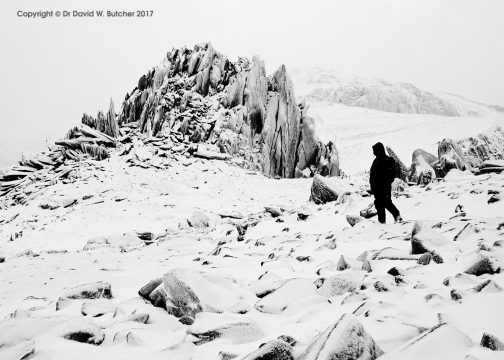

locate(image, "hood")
[[372, 142, 387, 157]]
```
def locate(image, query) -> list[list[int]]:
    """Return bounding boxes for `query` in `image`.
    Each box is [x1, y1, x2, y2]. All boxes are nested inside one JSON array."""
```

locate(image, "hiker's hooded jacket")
[[369, 142, 396, 194]]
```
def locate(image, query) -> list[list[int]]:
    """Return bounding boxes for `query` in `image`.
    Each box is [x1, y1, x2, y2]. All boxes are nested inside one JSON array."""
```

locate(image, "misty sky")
[[1, 0, 503, 167]]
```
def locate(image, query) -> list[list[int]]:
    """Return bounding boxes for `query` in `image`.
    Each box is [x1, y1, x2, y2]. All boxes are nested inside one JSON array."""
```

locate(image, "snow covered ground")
[[1, 151, 504, 359]]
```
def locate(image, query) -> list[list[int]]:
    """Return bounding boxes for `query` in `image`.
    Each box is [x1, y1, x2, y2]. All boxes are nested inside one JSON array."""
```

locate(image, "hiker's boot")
[[394, 215, 403, 224]]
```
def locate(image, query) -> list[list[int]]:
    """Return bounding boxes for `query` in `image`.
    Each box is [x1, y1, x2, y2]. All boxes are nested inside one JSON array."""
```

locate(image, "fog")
[[1, 0, 503, 167]]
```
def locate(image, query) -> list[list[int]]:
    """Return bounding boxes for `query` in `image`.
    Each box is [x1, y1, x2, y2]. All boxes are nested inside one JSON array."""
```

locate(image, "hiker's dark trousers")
[[374, 192, 400, 224]]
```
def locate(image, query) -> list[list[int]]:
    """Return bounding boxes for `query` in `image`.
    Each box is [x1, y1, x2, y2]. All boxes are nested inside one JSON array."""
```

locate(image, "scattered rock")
[[488, 194, 501, 204], [417, 253, 432, 265], [387, 267, 404, 277], [374, 281, 389, 292], [450, 289, 463, 301], [362, 260, 373, 273], [278, 335, 297, 347], [346, 214, 362, 227], [265, 206, 282, 217], [297, 205, 313, 220], [336, 255, 350, 270], [480, 332, 504, 351], [219, 351, 238, 360], [179, 315, 195, 325]]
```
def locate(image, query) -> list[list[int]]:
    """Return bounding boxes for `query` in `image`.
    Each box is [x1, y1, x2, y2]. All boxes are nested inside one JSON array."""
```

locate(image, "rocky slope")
[[1, 44, 504, 360], [0, 152, 504, 360], [291, 68, 503, 117]]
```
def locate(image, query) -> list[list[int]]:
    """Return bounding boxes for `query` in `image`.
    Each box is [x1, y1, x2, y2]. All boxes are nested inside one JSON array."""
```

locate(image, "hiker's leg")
[[374, 195, 386, 224], [384, 194, 400, 219]]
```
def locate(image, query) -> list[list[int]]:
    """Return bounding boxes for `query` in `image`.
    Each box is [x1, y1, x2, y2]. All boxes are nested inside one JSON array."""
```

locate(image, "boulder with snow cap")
[[378, 323, 473, 360], [188, 320, 264, 345], [299, 313, 383, 360], [410, 222, 456, 256], [255, 278, 317, 314], [317, 271, 366, 297], [241, 339, 294, 360]]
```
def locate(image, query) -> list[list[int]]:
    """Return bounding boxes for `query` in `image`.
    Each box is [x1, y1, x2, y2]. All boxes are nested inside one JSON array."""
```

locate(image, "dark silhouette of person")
[[369, 142, 402, 224]]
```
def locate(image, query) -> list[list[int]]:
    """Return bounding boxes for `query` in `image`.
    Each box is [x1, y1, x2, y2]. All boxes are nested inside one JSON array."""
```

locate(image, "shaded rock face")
[[310, 175, 343, 204], [299, 313, 383, 360], [386, 146, 409, 181], [113, 43, 339, 178], [480, 332, 504, 351]]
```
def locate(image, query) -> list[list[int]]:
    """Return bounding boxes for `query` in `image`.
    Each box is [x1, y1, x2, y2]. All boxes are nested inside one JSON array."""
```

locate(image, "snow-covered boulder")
[[378, 324, 473, 360], [317, 271, 366, 296], [410, 222, 456, 257], [464, 255, 500, 276], [138, 269, 240, 317], [61, 321, 105, 345], [241, 339, 294, 360], [310, 175, 342, 204], [255, 279, 317, 313], [187, 316, 264, 345], [299, 313, 383, 360]]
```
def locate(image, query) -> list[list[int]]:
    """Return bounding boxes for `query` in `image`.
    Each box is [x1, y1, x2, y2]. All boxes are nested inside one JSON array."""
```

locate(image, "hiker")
[[369, 142, 402, 224]]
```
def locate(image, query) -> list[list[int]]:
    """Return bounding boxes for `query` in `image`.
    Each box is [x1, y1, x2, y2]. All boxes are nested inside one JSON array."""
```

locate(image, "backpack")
[[385, 157, 397, 184]]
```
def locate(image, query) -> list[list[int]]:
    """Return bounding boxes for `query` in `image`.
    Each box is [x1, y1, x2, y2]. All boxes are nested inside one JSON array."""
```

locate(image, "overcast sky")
[[1, 0, 503, 167]]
